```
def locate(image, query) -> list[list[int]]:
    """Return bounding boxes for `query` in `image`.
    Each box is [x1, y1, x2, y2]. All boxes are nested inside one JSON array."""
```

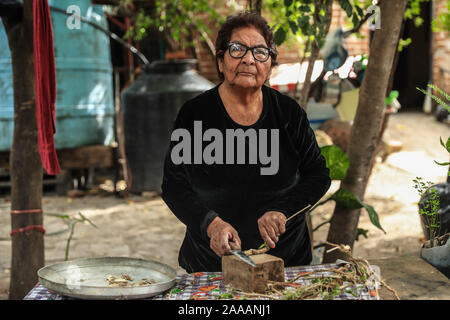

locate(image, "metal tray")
[[37, 256, 177, 300]]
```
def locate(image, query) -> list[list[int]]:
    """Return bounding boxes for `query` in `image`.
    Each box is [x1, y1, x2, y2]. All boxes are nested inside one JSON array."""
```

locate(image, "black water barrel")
[[122, 59, 214, 192]]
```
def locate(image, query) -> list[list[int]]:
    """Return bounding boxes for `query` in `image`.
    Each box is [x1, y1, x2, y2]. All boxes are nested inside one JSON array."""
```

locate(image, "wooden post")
[[2, 0, 45, 299]]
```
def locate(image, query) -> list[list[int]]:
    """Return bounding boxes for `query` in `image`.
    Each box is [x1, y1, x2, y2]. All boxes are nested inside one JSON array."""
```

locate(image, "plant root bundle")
[[237, 242, 400, 300]]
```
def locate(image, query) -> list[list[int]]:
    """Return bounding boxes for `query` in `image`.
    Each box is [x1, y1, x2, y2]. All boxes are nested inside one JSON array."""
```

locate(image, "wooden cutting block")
[[222, 253, 284, 293]]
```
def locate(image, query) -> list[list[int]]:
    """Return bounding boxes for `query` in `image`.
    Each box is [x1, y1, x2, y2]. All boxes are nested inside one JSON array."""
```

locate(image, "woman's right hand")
[[207, 217, 242, 257]]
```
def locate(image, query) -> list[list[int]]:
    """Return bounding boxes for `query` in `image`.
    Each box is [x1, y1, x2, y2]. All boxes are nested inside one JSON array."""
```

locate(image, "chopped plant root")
[[236, 242, 400, 300], [121, 274, 133, 281], [244, 246, 270, 256], [106, 274, 156, 287]]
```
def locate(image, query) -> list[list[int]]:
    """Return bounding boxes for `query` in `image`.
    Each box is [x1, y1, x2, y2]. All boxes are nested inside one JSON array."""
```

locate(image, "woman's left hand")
[[257, 211, 287, 249]]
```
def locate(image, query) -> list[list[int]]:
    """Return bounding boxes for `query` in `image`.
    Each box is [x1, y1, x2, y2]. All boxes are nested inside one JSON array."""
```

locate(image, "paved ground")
[[0, 109, 449, 299]]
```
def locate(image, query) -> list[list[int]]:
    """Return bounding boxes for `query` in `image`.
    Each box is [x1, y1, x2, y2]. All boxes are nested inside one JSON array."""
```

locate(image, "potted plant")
[[415, 84, 450, 278]]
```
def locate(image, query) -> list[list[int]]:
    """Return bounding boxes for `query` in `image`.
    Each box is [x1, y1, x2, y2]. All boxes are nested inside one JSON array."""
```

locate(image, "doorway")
[[392, 1, 432, 111]]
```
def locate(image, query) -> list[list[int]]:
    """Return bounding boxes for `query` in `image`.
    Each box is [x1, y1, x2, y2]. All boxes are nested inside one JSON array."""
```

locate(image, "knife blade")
[[230, 250, 256, 267]]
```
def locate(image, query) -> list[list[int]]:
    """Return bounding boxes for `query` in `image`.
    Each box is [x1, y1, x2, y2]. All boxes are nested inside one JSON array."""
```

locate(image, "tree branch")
[[343, 0, 383, 37]]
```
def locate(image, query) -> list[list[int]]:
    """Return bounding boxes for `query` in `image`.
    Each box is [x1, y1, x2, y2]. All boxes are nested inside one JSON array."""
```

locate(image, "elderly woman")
[[161, 11, 331, 273]]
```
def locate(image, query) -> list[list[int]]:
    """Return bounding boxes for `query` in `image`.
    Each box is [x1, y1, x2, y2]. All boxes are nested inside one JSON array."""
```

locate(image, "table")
[[24, 262, 379, 300], [369, 256, 450, 300]]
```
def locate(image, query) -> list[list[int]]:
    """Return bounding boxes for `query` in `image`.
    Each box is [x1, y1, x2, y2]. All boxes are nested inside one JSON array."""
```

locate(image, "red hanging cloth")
[[33, 0, 60, 175]]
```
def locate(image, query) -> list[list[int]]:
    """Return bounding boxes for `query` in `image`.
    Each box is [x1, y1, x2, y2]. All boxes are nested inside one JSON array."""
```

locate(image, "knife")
[[228, 240, 256, 267], [226, 204, 313, 268], [230, 249, 256, 267]]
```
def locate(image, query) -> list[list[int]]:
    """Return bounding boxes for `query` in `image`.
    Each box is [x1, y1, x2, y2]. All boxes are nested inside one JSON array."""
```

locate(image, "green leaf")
[[300, 22, 312, 36], [274, 27, 287, 45], [434, 160, 450, 166], [404, 9, 413, 20], [297, 15, 310, 27], [355, 228, 369, 241], [284, 0, 293, 8], [416, 86, 450, 111], [352, 12, 359, 27], [398, 38, 412, 52], [170, 288, 183, 294], [288, 20, 298, 34], [320, 145, 350, 180], [361, 202, 385, 234], [55, 214, 71, 220], [330, 188, 386, 233], [299, 5, 311, 13], [427, 84, 450, 102], [414, 16, 424, 27], [440, 136, 450, 153], [330, 188, 362, 209], [218, 293, 235, 299], [345, 288, 358, 297], [338, 0, 353, 17], [355, 5, 364, 18], [78, 212, 98, 229], [258, 242, 269, 249]]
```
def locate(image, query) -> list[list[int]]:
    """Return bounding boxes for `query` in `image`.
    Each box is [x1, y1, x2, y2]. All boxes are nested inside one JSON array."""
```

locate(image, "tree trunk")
[[366, 20, 405, 180], [299, 41, 320, 109], [297, 0, 333, 248], [254, 0, 263, 15], [2, 0, 45, 300], [247, 0, 262, 14], [298, 0, 333, 110], [323, 0, 407, 263]]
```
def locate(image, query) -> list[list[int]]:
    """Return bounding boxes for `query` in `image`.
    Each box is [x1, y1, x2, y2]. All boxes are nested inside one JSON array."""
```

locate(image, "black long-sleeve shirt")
[[161, 83, 331, 273]]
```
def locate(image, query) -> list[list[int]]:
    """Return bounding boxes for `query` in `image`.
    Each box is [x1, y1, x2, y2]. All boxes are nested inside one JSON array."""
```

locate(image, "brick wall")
[[193, 0, 447, 95], [192, 0, 247, 84], [193, 2, 372, 84], [329, 2, 371, 56], [432, 0, 450, 96]]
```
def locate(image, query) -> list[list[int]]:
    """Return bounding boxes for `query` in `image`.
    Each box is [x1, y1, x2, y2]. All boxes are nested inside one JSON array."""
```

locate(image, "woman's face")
[[218, 26, 272, 90]]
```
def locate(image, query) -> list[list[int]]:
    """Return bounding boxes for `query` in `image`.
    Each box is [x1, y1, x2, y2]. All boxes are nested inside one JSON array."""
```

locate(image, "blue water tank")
[[0, 0, 114, 151]]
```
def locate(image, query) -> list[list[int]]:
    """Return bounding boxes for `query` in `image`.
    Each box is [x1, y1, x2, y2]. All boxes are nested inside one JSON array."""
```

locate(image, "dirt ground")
[[0, 109, 449, 300]]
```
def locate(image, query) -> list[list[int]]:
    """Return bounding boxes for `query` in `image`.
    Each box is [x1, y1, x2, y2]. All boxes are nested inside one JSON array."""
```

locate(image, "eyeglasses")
[[227, 42, 272, 62]]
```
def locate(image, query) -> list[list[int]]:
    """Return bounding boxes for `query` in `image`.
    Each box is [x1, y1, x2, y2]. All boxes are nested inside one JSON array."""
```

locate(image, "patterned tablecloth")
[[24, 262, 380, 300]]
